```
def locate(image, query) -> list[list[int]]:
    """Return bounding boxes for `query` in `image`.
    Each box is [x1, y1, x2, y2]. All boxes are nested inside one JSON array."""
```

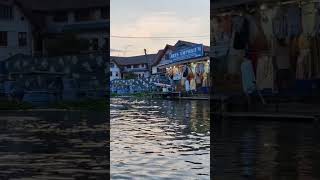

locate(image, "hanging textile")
[[256, 56, 274, 90], [245, 14, 259, 44], [222, 15, 232, 37], [181, 77, 186, 87], [173, 67, 182, 80], [195, 73, 202, 85], [241, 59, 256, 94], [296, 49, 312, 79], [185, 79, 190, 92], [202, 73, 208, 87], [273, 40, 291, 70], [183, 65, 189, 77], [310, 36, 320, 77], [313, 8, 320, 35], [233, 16, 250, 50], [272, 7, 288, 40], [190, 78, 196, 91], [287, 6, 302, 38], [289, 37, 299, 73]]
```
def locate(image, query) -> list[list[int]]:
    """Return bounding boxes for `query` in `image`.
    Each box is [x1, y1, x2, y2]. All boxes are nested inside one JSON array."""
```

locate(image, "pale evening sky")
[[110, 0, 210, 57]]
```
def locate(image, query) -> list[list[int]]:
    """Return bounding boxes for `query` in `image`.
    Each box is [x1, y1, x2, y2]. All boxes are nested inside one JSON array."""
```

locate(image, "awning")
[[157, 56, 209, 69]]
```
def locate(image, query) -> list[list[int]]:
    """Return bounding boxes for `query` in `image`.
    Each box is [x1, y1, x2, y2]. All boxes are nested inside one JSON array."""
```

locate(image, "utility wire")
[[111, 35, 210, 39]]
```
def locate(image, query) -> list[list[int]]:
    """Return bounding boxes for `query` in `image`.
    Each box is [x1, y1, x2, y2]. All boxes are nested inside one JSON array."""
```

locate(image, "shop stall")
[[158, 44, 210, 94], [212, 0, 320, 95]]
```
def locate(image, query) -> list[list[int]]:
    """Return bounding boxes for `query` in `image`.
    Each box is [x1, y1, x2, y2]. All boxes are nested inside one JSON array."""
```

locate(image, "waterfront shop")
[[157, 42, 210, 94], [212, 0, 320, 96]]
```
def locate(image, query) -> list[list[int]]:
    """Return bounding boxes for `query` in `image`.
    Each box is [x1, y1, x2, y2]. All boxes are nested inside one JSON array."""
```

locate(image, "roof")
[[211, 0, 286, 12], [174, 40, 210, 52], [15, 0, 108, 11], [151, 40, 210, 66], [111, 54, 157, 66]]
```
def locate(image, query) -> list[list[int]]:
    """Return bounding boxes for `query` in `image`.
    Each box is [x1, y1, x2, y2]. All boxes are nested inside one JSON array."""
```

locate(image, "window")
[[126, 65, 131, 69], [116, 73, 118, 77], [18, 32, 27, 47], [110, 72, 112, 77], [101, 8, 108, 19], [92, 38, 99, 51], [53, 12, 68, 22], [110, 63, 115, 68], [0, 32, 8, 47], [0, 5, 13, 20], [133, 64, 139, 68]]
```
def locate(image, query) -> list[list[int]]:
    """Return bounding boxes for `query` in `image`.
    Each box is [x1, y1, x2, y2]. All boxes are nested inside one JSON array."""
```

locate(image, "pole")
[[144, 49, 150, 77]]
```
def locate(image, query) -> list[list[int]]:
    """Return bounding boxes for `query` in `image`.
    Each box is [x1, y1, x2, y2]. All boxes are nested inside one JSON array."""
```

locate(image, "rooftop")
[[111, 54, 157, 66]]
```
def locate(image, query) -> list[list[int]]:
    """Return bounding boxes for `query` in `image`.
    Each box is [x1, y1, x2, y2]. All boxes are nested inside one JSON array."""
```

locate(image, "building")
[[0, 0, 109, 60], [110, 59, 121, 81], [17, 0, 109, 55], [0, 0, 36, 61], [152, 40, 210, 93], [151, 44, 175, 75], [111, 54, 157, 79]]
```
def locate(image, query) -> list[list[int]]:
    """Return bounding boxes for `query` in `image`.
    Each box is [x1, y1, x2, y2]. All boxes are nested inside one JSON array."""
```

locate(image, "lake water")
[[0, 110, 108, 179], [111, 98, 210, 180], [213, 117, 320, 180]]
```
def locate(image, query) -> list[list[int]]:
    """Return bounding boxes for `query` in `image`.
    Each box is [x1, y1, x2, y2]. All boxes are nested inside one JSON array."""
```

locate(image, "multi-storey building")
[[0, 0, 109, 60], [0, 0, 35, 61]]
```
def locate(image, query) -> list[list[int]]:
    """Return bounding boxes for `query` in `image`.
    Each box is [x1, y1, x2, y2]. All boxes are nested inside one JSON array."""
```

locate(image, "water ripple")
[[111, 98, 210, 180]]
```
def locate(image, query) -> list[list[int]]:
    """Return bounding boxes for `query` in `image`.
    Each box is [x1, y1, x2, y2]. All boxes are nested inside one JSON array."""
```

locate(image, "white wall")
[[0, 5, 33, 61], [110, 62, 121, 81], [154, 49, 173, 72], [152, 66, 157, 74]]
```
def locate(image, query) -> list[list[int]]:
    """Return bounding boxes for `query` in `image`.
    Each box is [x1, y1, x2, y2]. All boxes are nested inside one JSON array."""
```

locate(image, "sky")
[[110, 0, 210, 57]]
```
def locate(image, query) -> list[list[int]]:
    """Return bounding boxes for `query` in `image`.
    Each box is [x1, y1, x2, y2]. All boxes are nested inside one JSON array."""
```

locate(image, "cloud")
[[110, 48, 124, 52], [111, 13, 209, 56]]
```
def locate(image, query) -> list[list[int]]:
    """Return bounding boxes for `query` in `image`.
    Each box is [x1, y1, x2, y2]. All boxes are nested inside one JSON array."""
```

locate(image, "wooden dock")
[[211, 94, 320, 120], [216, 112, 319, 121]]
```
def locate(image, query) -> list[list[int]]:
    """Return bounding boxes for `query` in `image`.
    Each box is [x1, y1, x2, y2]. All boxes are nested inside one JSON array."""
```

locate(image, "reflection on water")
[[0, 111, 108, 179], [111, 98, 210, 179], [213, 118, 320, 180]]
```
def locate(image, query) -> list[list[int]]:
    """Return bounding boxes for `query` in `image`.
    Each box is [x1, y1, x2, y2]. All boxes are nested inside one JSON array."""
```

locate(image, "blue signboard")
[[169, 44, 204, 62]]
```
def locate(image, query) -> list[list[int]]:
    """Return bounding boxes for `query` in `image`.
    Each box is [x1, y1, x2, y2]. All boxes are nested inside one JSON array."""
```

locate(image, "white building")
[[0, 0, 109, 59], [111, 54, 157, 79], [0, 0, 34, 61], [110, 59, 121, 81]]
